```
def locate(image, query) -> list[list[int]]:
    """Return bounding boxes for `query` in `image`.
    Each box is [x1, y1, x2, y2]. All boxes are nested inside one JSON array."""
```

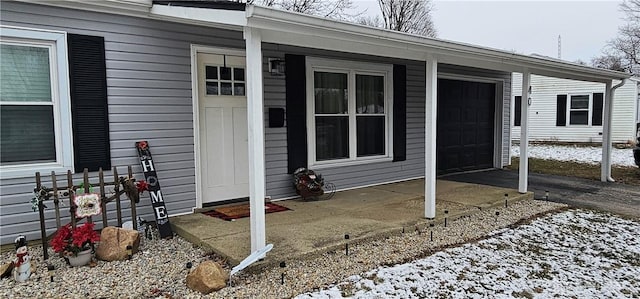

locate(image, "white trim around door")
[[191, 45, 248, 209]]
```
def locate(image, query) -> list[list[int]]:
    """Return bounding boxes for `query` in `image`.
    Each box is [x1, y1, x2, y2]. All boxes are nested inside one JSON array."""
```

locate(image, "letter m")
[[150, 190, 164, 203]]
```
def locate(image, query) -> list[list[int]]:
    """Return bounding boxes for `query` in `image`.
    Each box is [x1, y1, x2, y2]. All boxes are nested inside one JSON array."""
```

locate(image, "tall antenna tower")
[[558, 35, 561, 59]]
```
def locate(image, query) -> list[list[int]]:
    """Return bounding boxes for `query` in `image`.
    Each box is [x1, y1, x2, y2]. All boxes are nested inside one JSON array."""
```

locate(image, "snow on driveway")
[[511, 144, 636, 167], [296, 210, 640, 298]]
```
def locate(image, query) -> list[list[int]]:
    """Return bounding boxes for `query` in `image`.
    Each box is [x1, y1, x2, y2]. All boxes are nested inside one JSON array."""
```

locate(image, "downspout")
[[602, 79, 626, 182]]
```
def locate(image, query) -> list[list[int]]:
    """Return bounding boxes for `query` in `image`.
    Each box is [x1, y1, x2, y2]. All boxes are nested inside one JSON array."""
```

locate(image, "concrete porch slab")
[[170, 179, 532, 266]]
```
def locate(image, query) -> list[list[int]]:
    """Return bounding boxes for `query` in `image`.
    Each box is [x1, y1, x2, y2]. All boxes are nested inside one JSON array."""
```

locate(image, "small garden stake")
[[495, 211, 500, 224], [444, 210, 449, 227], [429, 223, 434, 241], [47, 264, 54, 282], [344, 234, 350, 256], [280, 261, 286, 285], [504, 193, 509, 208]]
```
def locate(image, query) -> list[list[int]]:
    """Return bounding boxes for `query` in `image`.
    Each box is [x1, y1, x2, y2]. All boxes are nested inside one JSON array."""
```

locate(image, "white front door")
[[197, 52, 249, 204]]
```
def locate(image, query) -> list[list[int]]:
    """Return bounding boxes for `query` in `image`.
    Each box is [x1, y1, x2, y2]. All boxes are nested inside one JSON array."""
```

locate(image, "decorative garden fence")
[[33, 166, 140, 259]]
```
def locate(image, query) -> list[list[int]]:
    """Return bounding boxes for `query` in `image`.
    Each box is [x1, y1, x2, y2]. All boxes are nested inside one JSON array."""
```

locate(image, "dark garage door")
[[437, 79, 495, 175]]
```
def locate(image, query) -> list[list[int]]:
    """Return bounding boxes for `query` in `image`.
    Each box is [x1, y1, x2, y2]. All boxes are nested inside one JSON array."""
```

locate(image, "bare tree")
[[592, 53, 627, 72], [592, 0, 640, 74], [247, 0, 358, 20], [373, 0, 437, 37]]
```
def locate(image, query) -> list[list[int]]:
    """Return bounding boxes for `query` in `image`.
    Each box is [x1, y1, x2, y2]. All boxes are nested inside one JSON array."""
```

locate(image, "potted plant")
[[50, 222, 100, 267]]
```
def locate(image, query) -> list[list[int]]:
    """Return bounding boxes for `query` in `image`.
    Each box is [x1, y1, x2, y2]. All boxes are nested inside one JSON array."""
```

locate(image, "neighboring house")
[[0, 0, 628, 249], [511, 73, 639, 143]]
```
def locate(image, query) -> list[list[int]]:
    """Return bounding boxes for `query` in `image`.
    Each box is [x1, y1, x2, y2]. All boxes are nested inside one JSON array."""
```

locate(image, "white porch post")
[[518, 70, 531, 193], [424, 55, 438, 219], [244, 27, 267, 252], [601, 81, 613, 182]]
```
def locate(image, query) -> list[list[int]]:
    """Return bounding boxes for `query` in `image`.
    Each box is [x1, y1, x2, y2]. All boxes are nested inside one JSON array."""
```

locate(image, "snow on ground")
[[511, 144, 636, 167], [296, 210, 640, 299]]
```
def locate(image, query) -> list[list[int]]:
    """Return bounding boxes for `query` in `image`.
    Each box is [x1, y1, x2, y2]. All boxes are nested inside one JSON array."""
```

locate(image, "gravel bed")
[[1, 199, 565, 298], [511, 144, 636, 167], [297, 209, 640, 298]]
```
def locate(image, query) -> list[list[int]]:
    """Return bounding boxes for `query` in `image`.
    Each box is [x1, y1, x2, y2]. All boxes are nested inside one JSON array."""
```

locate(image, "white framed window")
[[306, 57, 393, 168], [568, 94, 590, 125], [0, 26, 73, 179], [563, 93, 604, 127]]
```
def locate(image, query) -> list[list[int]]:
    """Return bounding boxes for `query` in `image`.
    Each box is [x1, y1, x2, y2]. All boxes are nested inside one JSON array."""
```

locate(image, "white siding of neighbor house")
[[511, 73, 638, 144], [0, 1, 245, 245]]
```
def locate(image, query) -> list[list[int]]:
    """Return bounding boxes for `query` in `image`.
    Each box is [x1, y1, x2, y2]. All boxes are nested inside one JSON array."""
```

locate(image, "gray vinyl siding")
[[438, 64, 512, 167], [0, 1, 244, 245], [262, 44, 427, 199], [261, 46, 512, 199]]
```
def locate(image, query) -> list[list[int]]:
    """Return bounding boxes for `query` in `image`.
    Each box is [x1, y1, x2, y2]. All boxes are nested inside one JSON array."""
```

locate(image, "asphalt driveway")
[[444, 169, 640, 218]]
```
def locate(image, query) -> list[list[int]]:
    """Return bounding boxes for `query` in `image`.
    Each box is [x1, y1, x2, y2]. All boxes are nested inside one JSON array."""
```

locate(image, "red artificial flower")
[[136, 180, 149, 194], [50, 222, 100, 256]]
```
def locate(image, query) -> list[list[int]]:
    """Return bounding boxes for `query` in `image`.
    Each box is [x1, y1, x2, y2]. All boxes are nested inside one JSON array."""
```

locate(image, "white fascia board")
[[17, 0, 152, 15], [150, 4, 246, 29], [246, 5, 629, 82]]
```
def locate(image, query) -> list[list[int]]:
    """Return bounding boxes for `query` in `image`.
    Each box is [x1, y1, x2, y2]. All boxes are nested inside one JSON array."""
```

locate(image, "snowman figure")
[[13, 235, 31, 282]]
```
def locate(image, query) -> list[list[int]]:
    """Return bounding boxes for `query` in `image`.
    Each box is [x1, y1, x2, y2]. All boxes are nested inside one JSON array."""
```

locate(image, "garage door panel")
[[437, 78, 495, 175]]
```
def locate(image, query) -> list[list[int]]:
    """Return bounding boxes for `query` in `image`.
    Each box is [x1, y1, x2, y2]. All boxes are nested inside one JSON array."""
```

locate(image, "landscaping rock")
[[95, 226, 140, 261], [0, 262, 13, 279], [185, 261, 228, 293]]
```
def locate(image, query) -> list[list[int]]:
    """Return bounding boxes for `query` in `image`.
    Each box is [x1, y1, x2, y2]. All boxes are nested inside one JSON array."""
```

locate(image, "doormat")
[[202, 203, 291, 221]]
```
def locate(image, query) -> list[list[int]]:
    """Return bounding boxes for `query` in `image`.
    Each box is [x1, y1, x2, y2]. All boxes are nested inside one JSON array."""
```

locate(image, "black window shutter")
[[592, 92, 604, 126], [285, 54, 307, 173], [392, 64, 407, 162], [68, 34, 111, 172], [514, 96, 522, 126], [556, 95, 567, 126]]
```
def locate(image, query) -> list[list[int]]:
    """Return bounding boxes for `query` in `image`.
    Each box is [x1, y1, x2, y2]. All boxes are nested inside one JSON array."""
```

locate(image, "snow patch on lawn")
[[511, 144, 636, 167], [296, 210, 640, 298]]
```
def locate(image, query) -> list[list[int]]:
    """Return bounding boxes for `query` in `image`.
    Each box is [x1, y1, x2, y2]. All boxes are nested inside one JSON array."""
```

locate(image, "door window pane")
[[0, 44, 51, 102], [234, 83, 245, 96], [220, 67, 232, 80], [206, 82, 218, 95], [234, 68, 245, 81], [221, 82, 232, 95], [1, 105, 56, 164], [314, 72, 348, 114], [205, 66, 218, 80], [315, 116, 349, 161], [357, 116, 385, 156], [356, 75, 384, 114]]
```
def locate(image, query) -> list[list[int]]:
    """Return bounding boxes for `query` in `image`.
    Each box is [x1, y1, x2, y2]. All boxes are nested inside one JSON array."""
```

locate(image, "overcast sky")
[[354, 0, 625, 63]]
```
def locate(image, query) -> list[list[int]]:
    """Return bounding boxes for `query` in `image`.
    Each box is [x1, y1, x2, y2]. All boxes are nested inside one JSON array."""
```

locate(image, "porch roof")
[[148, 3, 630, 83]]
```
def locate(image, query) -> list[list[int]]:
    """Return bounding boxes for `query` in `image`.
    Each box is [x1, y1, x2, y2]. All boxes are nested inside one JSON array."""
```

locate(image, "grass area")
[[508, 158, 640, 186]]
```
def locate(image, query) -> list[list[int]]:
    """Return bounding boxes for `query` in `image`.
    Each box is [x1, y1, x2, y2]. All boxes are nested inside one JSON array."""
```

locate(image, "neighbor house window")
[[307, 58, 393, 166], [569, 94, 590, 125], [513, 96, 522, 126], [0, 27, 73, 178], [557, 93, 604, 126]]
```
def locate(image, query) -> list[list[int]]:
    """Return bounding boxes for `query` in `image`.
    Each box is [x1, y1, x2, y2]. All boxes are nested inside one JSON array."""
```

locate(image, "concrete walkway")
[[170, 179, 531, 266]]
